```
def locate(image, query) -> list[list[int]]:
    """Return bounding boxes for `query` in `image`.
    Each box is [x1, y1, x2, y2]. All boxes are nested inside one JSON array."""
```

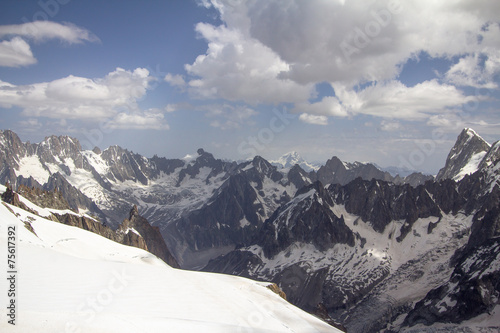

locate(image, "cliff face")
[[118, 205, 180, 268]]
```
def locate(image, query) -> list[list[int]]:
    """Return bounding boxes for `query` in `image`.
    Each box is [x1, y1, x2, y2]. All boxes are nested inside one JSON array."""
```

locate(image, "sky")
[[0, 0, 499, 174]]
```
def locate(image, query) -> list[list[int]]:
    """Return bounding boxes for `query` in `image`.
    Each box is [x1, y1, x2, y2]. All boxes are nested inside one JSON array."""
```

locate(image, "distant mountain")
[[436, 128, 491, 181], [377, 164, 421, 177], [271, 151, 321, 171]]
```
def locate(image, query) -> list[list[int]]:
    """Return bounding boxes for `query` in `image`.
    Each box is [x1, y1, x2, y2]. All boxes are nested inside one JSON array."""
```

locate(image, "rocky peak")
[[92, 146, 102, 155], [118, 205, 180, 268], [286, 164, 312, 190], [436, 128, 491, 181], [0, 130, 27, 169], [100, 146, 150, 185], [129, 204, 139, 218], [250, 156, 282, 182], [36, 135, 84, 167], [195, 148, 216, 165]]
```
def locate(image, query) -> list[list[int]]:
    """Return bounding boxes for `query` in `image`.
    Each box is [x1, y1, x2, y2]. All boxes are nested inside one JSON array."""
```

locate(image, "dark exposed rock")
[[176, 148, 234, 186], [118, 205, 179, 268], [259, 181, 355, 258], [313, 303, 347, 332], [2, 184, 179, 268], [312, 156, 393, 186], [2, 182, 22, 207], [266, 283, 287, 300], [329, 178, 442, 236], [286, 164, 312, 190], [17, 184, 73, 211], [404, 238, 500, 327], [204, 250, 263, 277], [167, 172, 263, 268], [101, 146, 150, 185]]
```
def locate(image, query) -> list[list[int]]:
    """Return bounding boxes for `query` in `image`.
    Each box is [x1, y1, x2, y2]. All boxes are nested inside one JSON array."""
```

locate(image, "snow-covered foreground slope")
[[0, 200, 340, 332]]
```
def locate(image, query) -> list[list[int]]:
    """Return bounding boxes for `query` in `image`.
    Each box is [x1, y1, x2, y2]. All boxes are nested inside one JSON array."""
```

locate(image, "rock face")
[[313, 156, 393, 186], [258, 181, 356, 258], [436, 128, 491, 181], [118, 205, 179, 268]]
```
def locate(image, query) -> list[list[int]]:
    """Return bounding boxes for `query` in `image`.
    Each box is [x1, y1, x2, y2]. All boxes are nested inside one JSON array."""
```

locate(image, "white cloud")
[[333, 80, 478, 120], [0, 37, 36, 67], [291, 79, 480, 123], [0, 21, 99, 68], [0, 21, 99, 44], [299, 113, 328, 125], [107, 110, 169, 130], [164, 73, 186, 88], [292, 96, 348, 118], [444, 49, 500, 89], [184, 22, 314, 104], [0, 68, 168, 130]]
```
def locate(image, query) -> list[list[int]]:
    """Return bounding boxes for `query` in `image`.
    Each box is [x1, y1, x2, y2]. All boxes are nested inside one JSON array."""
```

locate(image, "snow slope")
[[0, 196, 340, 332]]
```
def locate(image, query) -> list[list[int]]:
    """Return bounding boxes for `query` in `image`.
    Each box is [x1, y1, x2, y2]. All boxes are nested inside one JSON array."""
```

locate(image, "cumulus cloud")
[[0, 37, 37, 67], [184, 22, 314, 104], [0, 21, 99, 67], [291, 80, 480, 123], [0, 68, 168, 130]]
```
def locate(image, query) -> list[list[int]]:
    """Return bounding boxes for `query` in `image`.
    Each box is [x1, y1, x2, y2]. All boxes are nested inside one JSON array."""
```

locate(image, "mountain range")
[[1, 127, 499, 332]]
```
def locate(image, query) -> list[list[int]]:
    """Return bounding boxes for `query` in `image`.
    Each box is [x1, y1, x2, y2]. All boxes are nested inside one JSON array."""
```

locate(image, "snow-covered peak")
[[271, 151, 320, 172], [436, 128, 492, 182]]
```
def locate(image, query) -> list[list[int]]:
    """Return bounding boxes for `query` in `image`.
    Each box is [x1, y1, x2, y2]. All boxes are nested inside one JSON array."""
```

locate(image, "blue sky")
[[0, 0, 499, 174]]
